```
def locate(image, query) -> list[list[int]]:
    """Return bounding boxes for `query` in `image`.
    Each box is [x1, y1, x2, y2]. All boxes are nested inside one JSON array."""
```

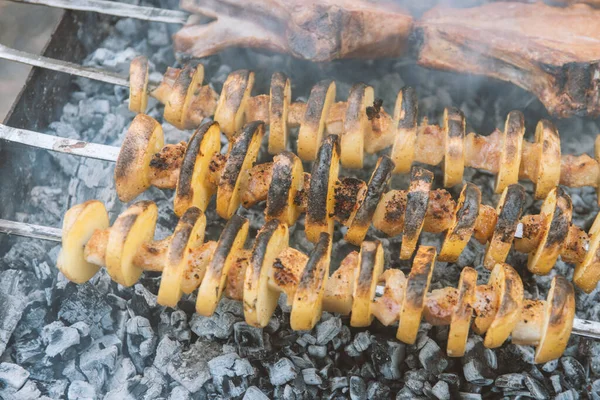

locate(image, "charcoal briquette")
[[316, 317, 342, 345], [67, 380, 97, 400], [243, 386, 270, 400], [302, 368, 322, 385], [349, 376, 366, 400], [269, 358, 297, 386]]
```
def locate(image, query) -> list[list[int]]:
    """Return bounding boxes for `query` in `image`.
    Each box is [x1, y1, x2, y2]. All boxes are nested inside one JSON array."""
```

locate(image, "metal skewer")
[[0, 216, 598, 340], [7, 0, 190, 24]]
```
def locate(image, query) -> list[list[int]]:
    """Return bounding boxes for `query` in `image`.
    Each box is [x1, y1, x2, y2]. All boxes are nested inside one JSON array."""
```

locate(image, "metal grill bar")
[[0, 219, 62, 242], [8, 0, 190, 24]]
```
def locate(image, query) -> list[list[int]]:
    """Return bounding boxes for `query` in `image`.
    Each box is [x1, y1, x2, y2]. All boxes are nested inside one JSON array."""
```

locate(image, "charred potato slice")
[[439, 183, 481, 262], [115, 114, 164, 202], [483, 184, 525, 270], [244, 220, 289, 327], [217, 121, 265, 219], [164, 63, 204, 130], [534, 120, 561, 199], [158, 207, 206, 307], [390, 87, 418, 174], [397, 246, 436, 344], [574, 212, 600, 293], [129, 55, 149, 113], [174, 121, 222, 216], [57, 201, 109, 283], [351, 241, 384, 327], [215, 70, 254, 139], [528, 187, 572, 275], [400, 167, 433, 260], [306, 134, 340, 243], [323, 251, 358, 315], [345, 156, 394, 245], [494, 111, 524, 193], [291, 233, 332, 331], [447, 267, 477, 357], [341, 83, 374, 168], [266, 152, 304, 226], [443, 107, 465, 187], [105, 201, 158, 286], [297, 80, 336, 161], [483, 263, 524, 348], [196, 215, 249, 316], [534, 276, 575, 363], [268, 72, 291, 154]]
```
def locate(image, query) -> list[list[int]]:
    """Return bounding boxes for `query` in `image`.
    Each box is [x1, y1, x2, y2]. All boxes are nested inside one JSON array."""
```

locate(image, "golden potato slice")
[[225, 249, 251, 301], [174, 121, 222, 216], [105, 201, 158, 286], [129, 55, 149, 113], [483, 263, 524, 348], [528, 187, 572, 275], [215, 70, 255, 139], [57, 201, 109, 283], [268, 72, 291, 154], [157, 207, 206, 307], [244, 220, 289, 327], [397, 246, 436, 344], [217, 121, 265, 219], [297, 80, 336, 161], [400, 167, 433, 260], [390, 87, 418, 174], [574, 212, 600, 293], [447, 267, 477, 357], [483, 184, 525, 270], [351, 241, 384, 327], [265, 152, 304, 226], [115, 114, 164, 202], [534, 276, 575, 363], [196, 215, 249, 316], [341, 83, 374, 168], [533, 120, 561, 199], [439, 183, 481, 262], [268, 247, 307, 306], [291, 233, 332, 331], [164, 63, 204, 130], [306, 134, 340, 243], [494, 111, 524, 193], [345, 156, 395, 245], [442, 107, 465, 187], [323, 251, 358, 315]]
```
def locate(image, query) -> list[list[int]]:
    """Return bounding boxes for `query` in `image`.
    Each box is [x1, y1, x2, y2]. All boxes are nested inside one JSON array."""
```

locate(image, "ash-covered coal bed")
[[1, 1, 600, 399]]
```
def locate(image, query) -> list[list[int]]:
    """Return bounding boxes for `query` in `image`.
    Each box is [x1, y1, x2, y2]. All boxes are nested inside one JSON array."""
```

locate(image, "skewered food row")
[[57, 199, 574, 363], [130, 56, 600, 202]]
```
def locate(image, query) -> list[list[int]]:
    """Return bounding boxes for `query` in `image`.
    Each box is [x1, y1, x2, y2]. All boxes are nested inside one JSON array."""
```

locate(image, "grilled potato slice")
[[181, 241, 217, 294], [266, 152, 304, 226], [268, 72, 291, 154], [483, 184, 525, 269], [57, 201, 109, 283], [574, 212, 600, 293], [324, 251, 358, 315], [494, 111, 524, 193], [291, 233, 332, 331], [297, 80, 336, 161], [115, 114, 164, 202], [164, 63, 204, 130], [390, 87, 418, 174], [341, 83, 374, 168], [306, 134, 340, 243], [244, 220, 289, 327], [483, 263, 524, 348], [533, 120, 561, 199], [105, 201, 158, 286], [345, 156, 394, 245], [534, 276, 575, 363], [351, 241, 384, 327], [528, 187, 572, 275], [397, 246, 436, 344], [400, 167, 433, 260], [196, 215, 249, 316], [447, 267, 477, 357], [158, 207, 206, 307], [217, 121, 265, 219], [129, 55, 149, 113], [439, 183, 481, 262], [442, 107, 466, 187], [268, 247, 307, 306], [174, 121, 222, 216], [215, 70, 254, 139]]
